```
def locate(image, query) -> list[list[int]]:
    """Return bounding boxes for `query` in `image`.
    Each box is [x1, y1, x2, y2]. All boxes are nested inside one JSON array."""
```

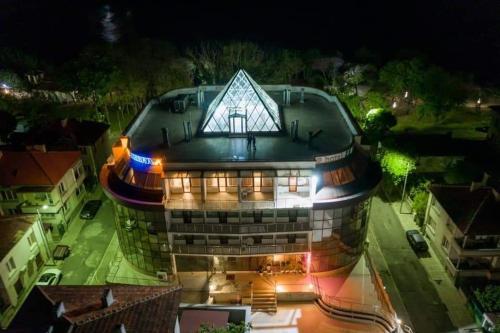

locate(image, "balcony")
[[171, 243, 309, 256], [165, 196, 311, 211], [447, 257, 500, 279], [169, 221, 311, 234], [455, 237, 500, 250]]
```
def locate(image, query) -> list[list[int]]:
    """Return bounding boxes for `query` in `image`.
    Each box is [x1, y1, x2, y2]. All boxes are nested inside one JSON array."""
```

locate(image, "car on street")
[[406, 229, 429, 252], [36, 268, 62, 286], [80, 200, 102, 219]]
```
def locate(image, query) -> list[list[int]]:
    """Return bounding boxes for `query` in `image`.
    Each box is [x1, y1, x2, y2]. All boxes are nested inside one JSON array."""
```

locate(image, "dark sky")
[[1, 0, 499, 83]]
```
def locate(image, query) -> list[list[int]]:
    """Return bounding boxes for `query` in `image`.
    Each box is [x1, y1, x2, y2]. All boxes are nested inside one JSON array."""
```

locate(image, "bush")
[[474, 285, 500, 313]]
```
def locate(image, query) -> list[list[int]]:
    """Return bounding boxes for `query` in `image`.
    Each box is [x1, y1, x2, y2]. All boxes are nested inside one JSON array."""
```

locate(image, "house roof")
[[0, 215, 35, 259], [9, 285, 182, 333], [0, 150, 81, 187], [429, 184, 500, 236], [24, 119, 109, 147]]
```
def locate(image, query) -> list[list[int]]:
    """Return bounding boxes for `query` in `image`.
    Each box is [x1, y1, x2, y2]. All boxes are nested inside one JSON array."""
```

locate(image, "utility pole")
[[399, 161, 410, 214]]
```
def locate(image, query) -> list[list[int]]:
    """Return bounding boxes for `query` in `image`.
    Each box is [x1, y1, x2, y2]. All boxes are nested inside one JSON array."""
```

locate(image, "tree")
[[0, 70, 25, 90], [199, 322, 251, 333], [363, 108, 397, 142], [410, 181, 430, 226], [379, 58, 425, 97], [0, 110, 16, 142], [379, 149, 416, 185], [474, 285, 500, 313], [343, 65, 366, 96], [415, 66, 467, 119]]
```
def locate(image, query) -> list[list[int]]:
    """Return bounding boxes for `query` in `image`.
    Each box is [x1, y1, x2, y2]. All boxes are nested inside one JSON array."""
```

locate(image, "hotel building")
[[101, 70, 381, 277]]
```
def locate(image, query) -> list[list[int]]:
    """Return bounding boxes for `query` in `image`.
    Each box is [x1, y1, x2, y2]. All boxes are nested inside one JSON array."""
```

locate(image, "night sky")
[[1, 0, 499, 83]]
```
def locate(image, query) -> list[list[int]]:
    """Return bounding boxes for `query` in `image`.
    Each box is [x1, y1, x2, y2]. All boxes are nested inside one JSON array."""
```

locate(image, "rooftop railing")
[[165, 197, 312, 211]]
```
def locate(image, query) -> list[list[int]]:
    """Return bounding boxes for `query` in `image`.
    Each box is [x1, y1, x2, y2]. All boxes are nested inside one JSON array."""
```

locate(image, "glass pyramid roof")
[[202, 69, 281, 133]]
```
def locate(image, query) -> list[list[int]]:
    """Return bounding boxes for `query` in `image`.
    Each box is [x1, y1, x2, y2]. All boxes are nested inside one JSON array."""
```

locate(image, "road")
[[59, 195, 116, 284], [368, 195, 456, 333]]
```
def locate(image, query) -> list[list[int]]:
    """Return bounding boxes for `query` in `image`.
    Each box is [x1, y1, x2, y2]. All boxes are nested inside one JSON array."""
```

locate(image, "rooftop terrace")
[[128, 89, 355, 164]]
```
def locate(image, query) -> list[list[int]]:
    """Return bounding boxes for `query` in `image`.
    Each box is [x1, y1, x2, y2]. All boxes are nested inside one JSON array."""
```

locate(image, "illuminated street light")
[[392, 101, 397, 109], [404, 91, 409, 99]]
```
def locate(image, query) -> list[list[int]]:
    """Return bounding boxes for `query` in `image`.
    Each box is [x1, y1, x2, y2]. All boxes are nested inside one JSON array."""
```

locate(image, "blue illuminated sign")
[[130, 152, 155, 165]]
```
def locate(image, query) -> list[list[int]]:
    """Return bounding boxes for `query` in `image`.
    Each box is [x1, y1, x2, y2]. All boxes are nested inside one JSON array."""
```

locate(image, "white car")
[[36, 268, 62, 286]]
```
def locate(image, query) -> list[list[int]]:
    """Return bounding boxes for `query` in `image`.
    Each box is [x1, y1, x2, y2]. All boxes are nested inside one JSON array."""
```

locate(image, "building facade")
[[0, 215, 50, 328], [101, 70, 381, 276], [424, 184, 500, 282], [0, 150, 86, 238]]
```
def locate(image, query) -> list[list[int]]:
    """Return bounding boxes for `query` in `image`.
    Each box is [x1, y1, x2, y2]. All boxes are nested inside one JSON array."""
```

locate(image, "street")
[[368, 195, 457, 333], [59, 194, 116, 284]]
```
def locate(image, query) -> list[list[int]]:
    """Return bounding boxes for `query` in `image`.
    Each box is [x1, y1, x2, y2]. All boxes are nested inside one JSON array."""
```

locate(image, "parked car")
[[406, 230, 429, 252], [36, 268, 62, 286], [80, 200, 102, 219]]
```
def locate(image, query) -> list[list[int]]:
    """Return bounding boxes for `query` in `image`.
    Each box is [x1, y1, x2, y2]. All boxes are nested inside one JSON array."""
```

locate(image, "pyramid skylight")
[[202, 70, 281, 133]]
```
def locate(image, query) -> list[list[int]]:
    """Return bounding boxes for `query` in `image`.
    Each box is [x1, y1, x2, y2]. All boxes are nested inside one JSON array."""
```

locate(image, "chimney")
[[161, 128, 170, 148], [53, 301, 65, 319], [481, 172, 490, 187], [101, 288, 114, 308], [115, 324, 127, 333], [60, 118, 69, 128], [120, 136, 129, 149], [470, 181, 482, 192]]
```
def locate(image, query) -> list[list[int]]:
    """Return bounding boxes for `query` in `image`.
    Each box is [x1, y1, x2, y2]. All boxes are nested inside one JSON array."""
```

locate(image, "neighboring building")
[[19, 118, 111, 187], [0, 215, 50, 329], [489, 105, 500, 153], [101, 69, 381, 276], [424, 183, 500, 282], [0, 150, 86, 238], [8, 285, 181, 332]]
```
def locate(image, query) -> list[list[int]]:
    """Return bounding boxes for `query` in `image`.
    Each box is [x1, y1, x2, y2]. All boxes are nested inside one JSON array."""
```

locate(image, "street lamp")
[[36, 205, 55, 265]]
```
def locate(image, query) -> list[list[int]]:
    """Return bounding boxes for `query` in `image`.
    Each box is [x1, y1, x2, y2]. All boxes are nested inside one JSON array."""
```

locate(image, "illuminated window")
[[322, 167, 355, 186], [202, 70, 281, 133]]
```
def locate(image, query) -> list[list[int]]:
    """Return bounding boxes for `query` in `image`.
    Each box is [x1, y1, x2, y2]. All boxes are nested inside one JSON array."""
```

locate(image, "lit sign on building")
[[130, 152, 161, 166]]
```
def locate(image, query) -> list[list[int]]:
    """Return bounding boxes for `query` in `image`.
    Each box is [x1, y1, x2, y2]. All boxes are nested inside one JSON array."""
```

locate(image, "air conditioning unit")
[[156, 271, 168, 281]]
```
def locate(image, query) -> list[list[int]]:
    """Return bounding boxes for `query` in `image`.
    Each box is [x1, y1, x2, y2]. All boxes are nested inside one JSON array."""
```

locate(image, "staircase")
[[251, 289, 277, 313]]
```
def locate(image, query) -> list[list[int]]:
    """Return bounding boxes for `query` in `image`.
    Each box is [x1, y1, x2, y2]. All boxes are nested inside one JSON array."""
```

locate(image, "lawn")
[[392, 107, 491, 140]]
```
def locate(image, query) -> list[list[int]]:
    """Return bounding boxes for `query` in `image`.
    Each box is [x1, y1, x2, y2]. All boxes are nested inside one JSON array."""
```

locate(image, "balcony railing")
[[455, 237, 500, 250], [165, 197, 312, 211], [169, 221, 311, 234], [171, 243, 309, 256]]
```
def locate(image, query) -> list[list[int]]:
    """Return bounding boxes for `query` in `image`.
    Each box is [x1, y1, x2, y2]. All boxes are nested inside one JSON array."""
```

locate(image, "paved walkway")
[[368, 195, 475, 333]]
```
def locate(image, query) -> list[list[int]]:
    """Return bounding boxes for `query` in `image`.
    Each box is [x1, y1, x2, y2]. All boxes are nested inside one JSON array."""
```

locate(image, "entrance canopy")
[[202, 69, 281, 133]]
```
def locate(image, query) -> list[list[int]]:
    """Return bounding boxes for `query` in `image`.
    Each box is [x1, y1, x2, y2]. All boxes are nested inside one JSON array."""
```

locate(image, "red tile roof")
[[430, 185, 500, 236], [0, 215, 35, 258], [9, 285, 181, 333], [0, 151, 81, 187]]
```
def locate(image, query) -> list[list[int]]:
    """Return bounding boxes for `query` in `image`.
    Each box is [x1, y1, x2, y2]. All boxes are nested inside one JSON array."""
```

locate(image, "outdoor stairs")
[[251, 289, 277, 313]]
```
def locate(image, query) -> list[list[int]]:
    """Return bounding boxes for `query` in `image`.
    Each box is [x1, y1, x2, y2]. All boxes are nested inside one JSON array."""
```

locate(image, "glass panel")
[[202, 70, 281, 133]]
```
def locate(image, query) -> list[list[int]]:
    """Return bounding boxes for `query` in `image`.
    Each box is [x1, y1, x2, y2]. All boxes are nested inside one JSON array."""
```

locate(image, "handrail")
[[311, 273, 397, 332], [169, 221, 311, 234], [172, 243, 309, 256]]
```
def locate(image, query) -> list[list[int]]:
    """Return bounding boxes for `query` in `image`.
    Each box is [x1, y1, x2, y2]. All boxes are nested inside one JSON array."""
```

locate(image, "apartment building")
[[0, 150, 86, 238], [424, 183, 500, 281], [101, 69, 381, 276], [0, 215, 50, 329]]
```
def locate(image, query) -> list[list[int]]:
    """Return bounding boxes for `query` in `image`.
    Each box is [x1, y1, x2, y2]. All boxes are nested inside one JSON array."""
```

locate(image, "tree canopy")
[[379, 149, 417, 185]]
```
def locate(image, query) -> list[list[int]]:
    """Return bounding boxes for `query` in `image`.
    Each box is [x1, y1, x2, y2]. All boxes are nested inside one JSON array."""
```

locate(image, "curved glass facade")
[[310, 199, 370, 271], [114, 203, 172, 274]]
